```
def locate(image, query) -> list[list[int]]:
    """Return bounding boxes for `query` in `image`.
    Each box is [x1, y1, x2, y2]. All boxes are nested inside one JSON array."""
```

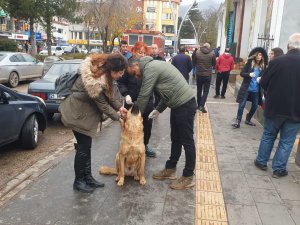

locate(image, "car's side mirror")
[[0, 92, 10, 104]]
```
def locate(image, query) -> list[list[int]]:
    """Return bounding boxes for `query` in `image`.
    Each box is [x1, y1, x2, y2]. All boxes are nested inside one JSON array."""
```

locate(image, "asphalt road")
[[0, 81, 73, 189]]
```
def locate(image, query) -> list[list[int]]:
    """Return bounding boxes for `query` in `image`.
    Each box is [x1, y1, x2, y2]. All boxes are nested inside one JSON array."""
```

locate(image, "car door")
[[10, 54, 28, 79], [22, 54, 43, 78], [0, 89, 19, 145]]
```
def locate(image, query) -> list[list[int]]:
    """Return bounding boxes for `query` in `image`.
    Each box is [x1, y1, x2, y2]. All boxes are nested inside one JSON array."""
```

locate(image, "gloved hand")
[[256, 77, 261, 83], [125, 95, 133, 105], [249, 72, 256, 78], [148, 109, 159, 120]]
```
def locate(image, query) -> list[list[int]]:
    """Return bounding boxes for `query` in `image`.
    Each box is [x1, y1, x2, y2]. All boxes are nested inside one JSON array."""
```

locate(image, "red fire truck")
[[122, 29, 165, 57]]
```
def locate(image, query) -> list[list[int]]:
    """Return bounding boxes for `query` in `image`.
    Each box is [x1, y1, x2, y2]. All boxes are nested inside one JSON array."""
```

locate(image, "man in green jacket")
[[127, 56, 197, 190]]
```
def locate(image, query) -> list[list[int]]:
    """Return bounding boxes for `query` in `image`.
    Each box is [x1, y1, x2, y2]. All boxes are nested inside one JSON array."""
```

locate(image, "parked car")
[[0, 52, 44, 87], [0, 84, 47, 149], [78, 47, 88, 54], [89, 48, 103, 54], [28, 59, 82, 119], [39, 46, 64, 56], [63, 46, 80, 54], [43, 56, 64, 74]]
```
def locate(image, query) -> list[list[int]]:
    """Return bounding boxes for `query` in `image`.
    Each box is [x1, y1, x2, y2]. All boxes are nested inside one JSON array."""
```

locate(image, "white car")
[[39, 46, 64, 56], [78, 48, 88, 54], [0, 52, 44, 87]]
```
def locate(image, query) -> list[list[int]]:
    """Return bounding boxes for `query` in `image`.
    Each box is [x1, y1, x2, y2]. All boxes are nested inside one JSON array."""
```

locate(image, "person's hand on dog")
[[125, 95, 133, 105], [119, 106, 128, 118], [148, 109, 159, 119]]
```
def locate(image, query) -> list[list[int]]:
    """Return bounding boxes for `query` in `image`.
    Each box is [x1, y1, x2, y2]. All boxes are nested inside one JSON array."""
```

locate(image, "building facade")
[[216, 0, 300, 60], [143, 0, 181, 42]]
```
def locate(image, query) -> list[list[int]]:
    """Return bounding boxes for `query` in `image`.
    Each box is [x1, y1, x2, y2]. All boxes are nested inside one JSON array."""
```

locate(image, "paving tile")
[[240, 159, 271, 176], [226, 204, 262, 225], [220, 172, 255, 205], [284, 200, 300, 225], [256, 203, 295, 225], [271, 172, 300, 201], [196, 180, 222, 192], [245, 174, 275, 189], [250, 188, 282, 204], [218, 162, 243, 172], [197, 191, 225, 205], [197, 205, 227, 221], [196, 221, 228, 225]]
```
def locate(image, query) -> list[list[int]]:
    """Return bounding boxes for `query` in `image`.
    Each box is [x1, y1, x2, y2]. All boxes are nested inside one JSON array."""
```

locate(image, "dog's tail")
[[99, 166, 118, 175]]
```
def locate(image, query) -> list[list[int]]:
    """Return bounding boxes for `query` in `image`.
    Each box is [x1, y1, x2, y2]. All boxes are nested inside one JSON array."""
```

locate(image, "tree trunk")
[[29, 17, 37, 55]]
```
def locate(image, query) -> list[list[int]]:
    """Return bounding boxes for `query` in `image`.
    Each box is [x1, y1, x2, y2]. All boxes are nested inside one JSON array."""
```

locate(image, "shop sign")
[[165, 40, 173, 46], [9, 33, 29, 40], [180, 39, 196, 45]]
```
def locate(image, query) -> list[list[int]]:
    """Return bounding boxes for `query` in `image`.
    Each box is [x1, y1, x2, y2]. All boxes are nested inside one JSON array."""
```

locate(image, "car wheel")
[[21, 114, 39, 149], [8, 72, 19, 88]]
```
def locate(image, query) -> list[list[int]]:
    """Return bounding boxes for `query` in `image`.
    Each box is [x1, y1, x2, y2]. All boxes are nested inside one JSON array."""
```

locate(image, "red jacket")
[[216, 53, 234, 72]]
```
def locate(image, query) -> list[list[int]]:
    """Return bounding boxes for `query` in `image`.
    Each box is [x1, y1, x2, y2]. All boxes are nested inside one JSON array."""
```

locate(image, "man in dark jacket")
[[194, 43, 216, 113], [214, 48, 234, 98], [127, 56, 197, 190], [171, 46, 193, 82], [254, 33, 300, 178]]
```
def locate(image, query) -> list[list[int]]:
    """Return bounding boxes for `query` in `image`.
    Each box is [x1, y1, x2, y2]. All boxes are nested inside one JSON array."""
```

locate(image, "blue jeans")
[[256, 116, 300, 172], [237, 91, 258, 120]]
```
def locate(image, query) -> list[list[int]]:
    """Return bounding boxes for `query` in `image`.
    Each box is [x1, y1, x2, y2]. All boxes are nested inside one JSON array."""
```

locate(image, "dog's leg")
[[139, 153, 146, 185], [117, 154, 125, 186], [134, 170, 140, 181], [115, 153, 121, 182]]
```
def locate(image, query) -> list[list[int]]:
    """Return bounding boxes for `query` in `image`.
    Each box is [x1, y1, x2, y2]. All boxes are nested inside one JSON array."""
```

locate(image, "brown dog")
[[99, 103, 146, 186]]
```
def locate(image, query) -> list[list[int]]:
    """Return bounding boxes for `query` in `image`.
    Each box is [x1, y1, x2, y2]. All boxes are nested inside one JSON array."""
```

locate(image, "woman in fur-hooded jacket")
[[59, 53, 128, 193]]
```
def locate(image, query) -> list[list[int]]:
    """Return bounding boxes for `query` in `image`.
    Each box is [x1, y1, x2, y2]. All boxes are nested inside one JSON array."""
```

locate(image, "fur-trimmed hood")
[[79, 57, 108, 98]]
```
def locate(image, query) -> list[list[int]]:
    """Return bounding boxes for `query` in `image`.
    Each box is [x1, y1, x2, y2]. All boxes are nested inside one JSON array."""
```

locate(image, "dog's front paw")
[[117, 178, 124, 186], [116, 176, 120, 182], [140, 177, 146, 185], [134, 175, 140, 181]]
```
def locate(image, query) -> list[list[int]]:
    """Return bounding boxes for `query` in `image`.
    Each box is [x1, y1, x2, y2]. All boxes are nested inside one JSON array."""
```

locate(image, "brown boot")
[[169, 176, 195, 190], [152, 168, 177, 180]]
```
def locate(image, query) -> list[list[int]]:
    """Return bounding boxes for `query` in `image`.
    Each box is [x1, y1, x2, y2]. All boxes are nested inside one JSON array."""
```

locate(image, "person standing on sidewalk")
[[171, 46, 193, 83], [127, 56, 197, 190], [232, 47, 267, 128], [214, 48, 234, 99], [254, 33, 300, 178], [117, 42, 156, 157], [194, 43, 216, 113], [59, 54, 128, 193]]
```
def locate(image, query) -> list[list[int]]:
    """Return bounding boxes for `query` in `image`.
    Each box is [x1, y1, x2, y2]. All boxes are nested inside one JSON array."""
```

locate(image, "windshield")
[[0, 54, 7, 61], [43, 63, 80, 82]]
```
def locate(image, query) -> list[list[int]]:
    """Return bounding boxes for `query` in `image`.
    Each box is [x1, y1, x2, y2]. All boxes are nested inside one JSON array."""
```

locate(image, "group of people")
[[59, 40, 198, 193], [58, 32, 300, 193], [233, 33, 300, 179]]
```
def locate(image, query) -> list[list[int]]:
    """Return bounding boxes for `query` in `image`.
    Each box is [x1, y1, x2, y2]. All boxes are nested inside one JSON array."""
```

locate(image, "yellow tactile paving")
[[195, 112, 228, 225]]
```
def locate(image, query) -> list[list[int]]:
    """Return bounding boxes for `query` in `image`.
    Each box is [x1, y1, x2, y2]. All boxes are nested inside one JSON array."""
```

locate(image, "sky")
[[181, 0, 225, 5]]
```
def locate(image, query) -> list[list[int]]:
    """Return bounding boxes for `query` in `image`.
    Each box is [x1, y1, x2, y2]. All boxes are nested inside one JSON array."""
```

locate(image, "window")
[[23, 54, 36, 62], [162, 25, 174, 34], [129, 35, 138, 45], [9, 54, 24, 62], [163, 13, 172, 20], [143, 35, 153, 46], [79, 32, 82, 39]]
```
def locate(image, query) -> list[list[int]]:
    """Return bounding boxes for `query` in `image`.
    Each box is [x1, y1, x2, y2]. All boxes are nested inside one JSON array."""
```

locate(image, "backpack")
[[55, 71, 79, 97]]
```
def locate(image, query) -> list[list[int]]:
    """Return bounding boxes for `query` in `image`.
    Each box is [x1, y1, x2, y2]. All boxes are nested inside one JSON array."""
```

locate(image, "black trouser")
[[215, 71, 230, 96], [154, 91, 161, 108], [125, 100, 153, 145], [196, 76, 211, 107], [165, 98, 197, 177], [73, 131, 92, 180]]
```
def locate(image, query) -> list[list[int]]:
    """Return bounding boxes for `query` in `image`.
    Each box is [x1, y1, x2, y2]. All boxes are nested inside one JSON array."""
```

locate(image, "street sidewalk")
[[0, 76, 299, 225]]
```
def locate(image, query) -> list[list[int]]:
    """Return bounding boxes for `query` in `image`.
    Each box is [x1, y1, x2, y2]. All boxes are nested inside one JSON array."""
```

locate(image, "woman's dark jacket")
[[236, 60, 263, 105]]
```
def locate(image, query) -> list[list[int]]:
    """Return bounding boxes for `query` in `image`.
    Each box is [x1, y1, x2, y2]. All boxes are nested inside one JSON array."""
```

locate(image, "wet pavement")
[[0, 76, 299, 225]]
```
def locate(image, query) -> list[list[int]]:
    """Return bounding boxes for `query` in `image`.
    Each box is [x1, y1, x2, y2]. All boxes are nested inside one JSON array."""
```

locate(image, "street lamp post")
[[187, 17, 198, 44]]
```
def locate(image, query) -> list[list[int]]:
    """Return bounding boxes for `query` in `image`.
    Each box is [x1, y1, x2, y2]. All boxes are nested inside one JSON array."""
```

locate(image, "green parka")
[[59, 57, 122, 137], [137, 56, 195, 114]]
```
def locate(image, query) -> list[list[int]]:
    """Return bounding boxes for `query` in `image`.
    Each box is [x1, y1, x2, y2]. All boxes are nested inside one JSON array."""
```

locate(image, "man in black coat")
[[171, 46, 193, 83], [254, 33, 300, 178]]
